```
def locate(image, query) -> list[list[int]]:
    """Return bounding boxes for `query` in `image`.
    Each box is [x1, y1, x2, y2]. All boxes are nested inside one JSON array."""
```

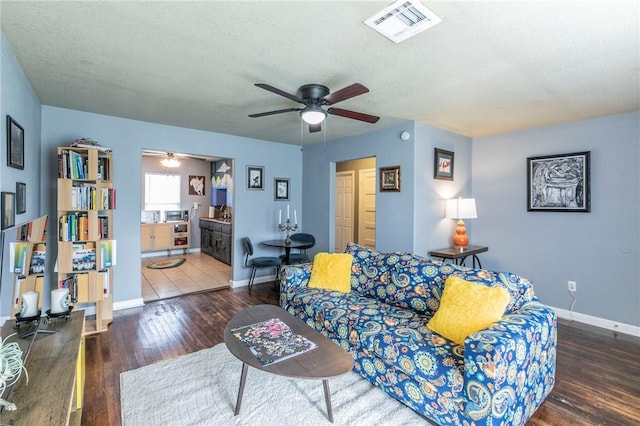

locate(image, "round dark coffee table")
[[224, 304, 354, 423]]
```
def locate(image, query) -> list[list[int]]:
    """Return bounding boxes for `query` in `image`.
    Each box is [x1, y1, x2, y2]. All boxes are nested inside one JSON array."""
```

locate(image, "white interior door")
[[358, 168, 376, 249], [335, 171, 355, 252]]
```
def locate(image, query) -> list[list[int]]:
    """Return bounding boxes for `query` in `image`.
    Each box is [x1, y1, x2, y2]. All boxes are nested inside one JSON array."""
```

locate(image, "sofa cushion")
[[428, 276, 510, 345], [308, 252, 353, 293]]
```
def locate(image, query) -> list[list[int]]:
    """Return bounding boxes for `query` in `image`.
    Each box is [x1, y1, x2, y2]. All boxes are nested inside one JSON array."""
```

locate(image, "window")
[[144, 173, 181, 211]]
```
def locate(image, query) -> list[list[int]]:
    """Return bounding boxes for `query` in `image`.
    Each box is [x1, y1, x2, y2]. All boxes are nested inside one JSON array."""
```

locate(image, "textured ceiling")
[[1, 1, 639, 145]]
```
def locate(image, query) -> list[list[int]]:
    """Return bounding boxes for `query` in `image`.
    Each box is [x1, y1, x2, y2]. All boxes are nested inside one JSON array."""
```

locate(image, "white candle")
[[279, 209, 282, 226], [20, 291, 39, 318], [294, 210, 297, 226], [287, 204, 290, 220], [51, 288, 70, 314]]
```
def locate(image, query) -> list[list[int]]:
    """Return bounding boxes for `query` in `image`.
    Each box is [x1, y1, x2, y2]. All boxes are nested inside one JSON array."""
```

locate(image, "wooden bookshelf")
[[57, 146, 115, 335], [9, 215, 48, 317]]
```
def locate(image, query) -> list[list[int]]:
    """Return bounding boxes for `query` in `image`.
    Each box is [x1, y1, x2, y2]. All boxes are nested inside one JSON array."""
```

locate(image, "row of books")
[[58, 269, 110, 303], [58, 150, 112, 180], [69, 184, 116, 210], [59, 213, 111, 241], [9, 242, 46, 275], [17, 218, 47, 242]]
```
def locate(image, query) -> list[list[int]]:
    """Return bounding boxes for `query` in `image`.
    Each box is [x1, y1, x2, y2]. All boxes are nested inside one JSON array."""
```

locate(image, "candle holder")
[[277, 219, 298, 244]]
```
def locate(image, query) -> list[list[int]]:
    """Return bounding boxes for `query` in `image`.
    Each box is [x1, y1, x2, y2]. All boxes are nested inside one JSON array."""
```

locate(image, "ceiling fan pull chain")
[[300, 117, 304, 151]]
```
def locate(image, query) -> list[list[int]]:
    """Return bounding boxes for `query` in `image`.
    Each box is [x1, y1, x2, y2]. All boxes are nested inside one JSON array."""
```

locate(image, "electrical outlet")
[[568, 281, 577, 292]]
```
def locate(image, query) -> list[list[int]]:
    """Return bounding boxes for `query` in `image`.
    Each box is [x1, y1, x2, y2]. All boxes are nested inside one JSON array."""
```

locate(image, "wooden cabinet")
[[141, 222, 190, 254], [57, 147, 114, 335], [199, 219, 231, 265], [0, 311, 85, 425]]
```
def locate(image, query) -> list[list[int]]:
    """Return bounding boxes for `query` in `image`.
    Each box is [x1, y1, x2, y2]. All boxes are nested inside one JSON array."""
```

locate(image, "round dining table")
[[261, 239, 313, 264]]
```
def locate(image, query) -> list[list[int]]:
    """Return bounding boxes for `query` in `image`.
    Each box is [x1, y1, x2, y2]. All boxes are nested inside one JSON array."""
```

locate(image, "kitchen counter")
[[199, 217, 232, 224]]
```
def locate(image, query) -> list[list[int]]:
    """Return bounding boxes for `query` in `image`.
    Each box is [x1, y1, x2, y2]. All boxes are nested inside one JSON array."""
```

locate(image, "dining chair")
[[281, 233, 315, 264], [241, 237, 282, 291]]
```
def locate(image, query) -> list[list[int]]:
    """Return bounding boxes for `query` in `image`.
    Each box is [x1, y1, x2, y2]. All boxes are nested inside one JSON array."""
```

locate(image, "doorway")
[[335, 157, 376, 251], [140, 150, 233, 302]]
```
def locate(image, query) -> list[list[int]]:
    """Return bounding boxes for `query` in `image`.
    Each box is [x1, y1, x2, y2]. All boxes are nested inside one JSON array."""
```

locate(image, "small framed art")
[[188, 175, 205, 195], [434, 148, 454, 181], [527, 151, 590, 212], [7, 115, 24, 170], [379, 166, 401, 192], [1, 192, 16, 230], [16, 182, 26, 214], [247, 165, 264, 190], [274, 178, 290, 201]]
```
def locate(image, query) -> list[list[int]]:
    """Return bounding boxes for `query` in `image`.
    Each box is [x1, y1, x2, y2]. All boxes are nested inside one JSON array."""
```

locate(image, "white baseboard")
[[552, 306, 640, 337], [81, 297, 145, 316], [231, 275, 277, 289], [141, 248, 198, 258]]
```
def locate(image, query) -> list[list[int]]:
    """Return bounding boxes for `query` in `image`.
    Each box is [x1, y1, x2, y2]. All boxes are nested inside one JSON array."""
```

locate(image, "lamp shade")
[[161, 153, 180, 168], [445, 198, 477, 219], [300, 105, 327, 125]]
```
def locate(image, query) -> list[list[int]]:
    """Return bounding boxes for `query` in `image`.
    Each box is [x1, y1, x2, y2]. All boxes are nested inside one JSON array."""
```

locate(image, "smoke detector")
[[364, 0, 442, 43]]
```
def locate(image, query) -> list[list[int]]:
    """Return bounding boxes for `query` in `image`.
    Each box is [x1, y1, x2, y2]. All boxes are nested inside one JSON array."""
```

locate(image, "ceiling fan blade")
[[322, 83, 369, 105], [255, 83, 304, 103], [248, 108, 301, 118], [327, 107, 380, 123], [309, 123, 322, 133]]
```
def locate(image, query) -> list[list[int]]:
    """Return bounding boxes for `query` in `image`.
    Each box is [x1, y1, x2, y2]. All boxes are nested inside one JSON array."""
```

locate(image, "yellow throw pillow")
[[308, 253, 353, 293], [427, 276, 510, 345]]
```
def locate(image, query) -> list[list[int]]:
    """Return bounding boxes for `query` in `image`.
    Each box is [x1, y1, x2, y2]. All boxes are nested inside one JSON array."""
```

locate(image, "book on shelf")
[[59, 275, 78, 303], [231, 317, 317, 366], [71, 137, 112, 152], [99, 269, 110, 298], [29, 243, 46, 275], [71, 242, 96, 271], [10, 243, 28, 274], [100, 240, 116, 268]]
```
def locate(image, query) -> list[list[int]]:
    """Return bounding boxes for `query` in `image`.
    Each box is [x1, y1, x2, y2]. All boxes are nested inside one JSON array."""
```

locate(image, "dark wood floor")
[[82, 284, 640, 426]]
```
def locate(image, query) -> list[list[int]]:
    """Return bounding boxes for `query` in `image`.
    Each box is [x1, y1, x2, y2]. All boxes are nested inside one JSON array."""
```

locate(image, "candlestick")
[[287, 204, 290, 220], [279, 209, 282, 226], [294, 210, 297, 226], [277, 218, 298, 244]]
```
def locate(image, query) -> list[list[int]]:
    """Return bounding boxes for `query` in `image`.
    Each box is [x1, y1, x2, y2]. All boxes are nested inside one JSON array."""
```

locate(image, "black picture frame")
[[434, 148, 454, 181], [1, 192, 16, 230], [527, 151, 591, 212], [188, 175, 205, 195], [379, 166, 401, 192], [7, 115, 24, 170], [246, 165, 264, 190], [16, 182, 26, 214], [274, 178, 290, 201]]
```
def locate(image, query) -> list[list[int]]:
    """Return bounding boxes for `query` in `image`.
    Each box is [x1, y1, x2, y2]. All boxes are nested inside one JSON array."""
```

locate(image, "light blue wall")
[[413, 123, 473, 256], [1, 34, 42, 219], [472, 112, 640, 327], [41, 106, 302, 305], [0, 34, 43, 316], [301, 121, 473, 257]]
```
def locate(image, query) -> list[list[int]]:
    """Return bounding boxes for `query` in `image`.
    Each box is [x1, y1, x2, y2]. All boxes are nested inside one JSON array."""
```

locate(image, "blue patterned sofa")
[[280, 243, 556, 425]]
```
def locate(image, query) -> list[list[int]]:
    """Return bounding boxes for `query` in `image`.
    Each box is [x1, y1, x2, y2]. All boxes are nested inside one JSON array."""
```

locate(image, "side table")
[[428, 245, 488, 268]]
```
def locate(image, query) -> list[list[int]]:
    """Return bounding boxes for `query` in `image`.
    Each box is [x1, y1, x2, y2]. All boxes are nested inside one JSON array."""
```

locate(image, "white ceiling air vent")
[[364, 0, 442, 43]]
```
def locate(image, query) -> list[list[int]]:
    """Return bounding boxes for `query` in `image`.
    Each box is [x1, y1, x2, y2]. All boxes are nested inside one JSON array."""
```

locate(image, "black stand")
[[14, 310, 57, 338]]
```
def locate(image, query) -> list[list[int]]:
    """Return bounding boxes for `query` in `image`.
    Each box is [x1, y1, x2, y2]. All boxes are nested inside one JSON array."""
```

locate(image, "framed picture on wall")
[[247, 165, 264, 190], [527, 151, 591, 212], [16, 182, 26, 214], [379, 166, 401, 192], [7, 115, 24, 170], [274, 178, 290, 201], [188, 175, 205, 195], [1, 192, 16, 230], [434, 148, 454, 181]]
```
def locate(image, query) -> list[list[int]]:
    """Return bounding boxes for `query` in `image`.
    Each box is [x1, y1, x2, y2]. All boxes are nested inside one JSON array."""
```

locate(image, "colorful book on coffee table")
[[231, 317, 317, 365]]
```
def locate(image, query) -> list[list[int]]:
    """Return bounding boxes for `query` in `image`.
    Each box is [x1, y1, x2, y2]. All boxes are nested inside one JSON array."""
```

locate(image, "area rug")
[[120, 344, 427, 426], [147, 258, 186, 269]]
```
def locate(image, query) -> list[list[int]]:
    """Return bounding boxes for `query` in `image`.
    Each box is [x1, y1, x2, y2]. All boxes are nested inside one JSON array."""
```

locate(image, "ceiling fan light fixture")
[[161, 152, 180, 168], [300, 106, 327, 125]]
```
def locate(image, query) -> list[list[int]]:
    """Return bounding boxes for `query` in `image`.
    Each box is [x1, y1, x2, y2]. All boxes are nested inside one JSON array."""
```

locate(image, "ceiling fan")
[[248, 83, 380, 132]]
